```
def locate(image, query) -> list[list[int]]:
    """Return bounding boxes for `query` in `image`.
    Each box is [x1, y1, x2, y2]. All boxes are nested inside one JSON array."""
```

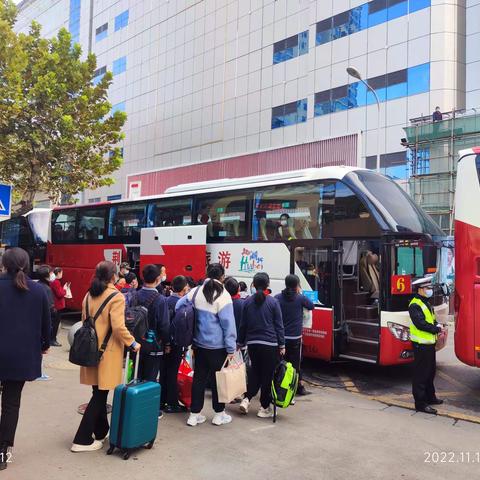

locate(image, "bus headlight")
[[387, 322, 410, 342]]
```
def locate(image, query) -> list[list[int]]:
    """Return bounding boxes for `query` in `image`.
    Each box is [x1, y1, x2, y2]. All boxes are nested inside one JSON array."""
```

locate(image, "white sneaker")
[[257, 406, 274, 418], [239, 397, 250, 414], [187, 413, 206, 427], [71, 440, 103, 452], [212, 411, 232, 426]]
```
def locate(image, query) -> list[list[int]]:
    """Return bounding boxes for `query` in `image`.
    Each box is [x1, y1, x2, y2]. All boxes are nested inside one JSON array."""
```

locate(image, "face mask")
[[280, 220, 288, 226], [160, 275, 167, 283], [49, 273, 56, 282], [250, 287, 256, 295], [424, 289, 433, 298]]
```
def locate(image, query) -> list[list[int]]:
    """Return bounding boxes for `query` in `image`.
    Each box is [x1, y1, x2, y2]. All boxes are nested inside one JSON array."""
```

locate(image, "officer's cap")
[[120, 262, 130, 269], [412, 276, 433, 288]]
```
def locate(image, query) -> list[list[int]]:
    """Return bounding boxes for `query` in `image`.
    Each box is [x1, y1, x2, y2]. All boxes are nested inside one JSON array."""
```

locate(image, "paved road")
[[4, 325, 480, 480]]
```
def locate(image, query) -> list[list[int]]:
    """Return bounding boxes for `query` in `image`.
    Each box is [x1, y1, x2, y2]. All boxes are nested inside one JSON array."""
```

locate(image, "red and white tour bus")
[[454, 148, 480, 367], [11, 167, 450, 365]]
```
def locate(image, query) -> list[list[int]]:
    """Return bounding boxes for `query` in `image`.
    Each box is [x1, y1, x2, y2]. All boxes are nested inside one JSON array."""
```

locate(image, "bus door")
[[290, 239, 341, 362], [140, 225, 207, 281]]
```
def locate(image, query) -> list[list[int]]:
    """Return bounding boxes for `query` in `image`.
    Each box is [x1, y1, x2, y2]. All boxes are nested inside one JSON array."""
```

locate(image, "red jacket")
[[50, 279, 66, 311]]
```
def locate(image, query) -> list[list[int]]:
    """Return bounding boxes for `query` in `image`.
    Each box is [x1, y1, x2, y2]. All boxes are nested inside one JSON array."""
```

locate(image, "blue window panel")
[[314, 101, 332, 117], [69, 0, 81, 44], [112, 101, 126, 114], [388, 0, 408, 20], [298, 31, 309, 55], [93, 75, 103, 86], [297, 99, 308, 123], [316, 18, 333, 46], [349, 4, 369, 34], [113, 56, 127, 75], [407, 63, 430, 95], [366, 87, 387, 105], [409, 0, 430, 13], [387, 81, 407, 100], [107, 194, 122, 201], [368, 0, 388, 28], [96, 30, 107, 42], [115, 10, 129, 31], [332, 11, 350, 40], [348, 82, 367, 108]]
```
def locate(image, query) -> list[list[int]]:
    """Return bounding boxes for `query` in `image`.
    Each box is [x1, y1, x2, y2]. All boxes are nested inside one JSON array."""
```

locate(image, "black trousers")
[[138, 353, 163, 383], [0, 381, 25, 447], [247, 344, 278, 409], [285, 338, 302, 381], [51, 309, 62, 342], [160, 346, 183, 406], [412, 343, 437, 409], [73, 386, 109, 445], [190, 347, 227, 414]]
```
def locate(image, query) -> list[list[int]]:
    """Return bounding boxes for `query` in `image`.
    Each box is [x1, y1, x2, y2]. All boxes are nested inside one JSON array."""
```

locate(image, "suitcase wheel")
[[106, 445, 115, 455], [123, 450, 130, 461], [145, 440, 154, 450]]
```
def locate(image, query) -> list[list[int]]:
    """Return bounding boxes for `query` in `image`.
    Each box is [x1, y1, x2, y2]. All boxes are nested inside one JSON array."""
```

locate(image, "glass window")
[[368, 0, 388, 27], [331, 85, 350, 112], [349, 4, 369, 34], [271, 99, 307, 129], [107, 194, 122, 201], [95, 23, 108, 42], [113, 56, 127, 75], [408, 63, 430, 96], [273, 31, 308, 64], [298, 30, 309, 55], [108, 203, 147, 241], [297, 98, 307, 123], [409, 0, 430, 13], [147, 198, 192, 228], [348, 81, 367, 108], [115, 10, 129, 31], [316, 18, 333, 45], [93, 66, 106, 85], [314, 90, 332, 116], [112, 101, 126, 114], [252, 182, 335, 241], [52, 210, 77, 243], [332, 11, 350, 39], [0, 218, 32, 248], [386, 69, 407, 100], [388, 0, 408, 20], [77, 208, 107, 242], [195, 194, 250, 241], [395, 246, 425, 277], [367, 74, 387, 103]]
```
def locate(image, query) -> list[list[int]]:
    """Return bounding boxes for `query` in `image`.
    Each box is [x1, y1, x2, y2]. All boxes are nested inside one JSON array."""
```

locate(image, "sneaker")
[[95, 432, 109, 442], [158, 411, 164, 420], [296, 385, 311, 396], [71, 440, 103, 453], [164, 404, 187, 413], [212, 411, 232, 426], [291, 398, 296, 405], [50, 340, 62, 347], [239, 397, 250, 415], [187, 413, 206, 427], [257, 406, 274, 418], [35, 374, 51, 381]]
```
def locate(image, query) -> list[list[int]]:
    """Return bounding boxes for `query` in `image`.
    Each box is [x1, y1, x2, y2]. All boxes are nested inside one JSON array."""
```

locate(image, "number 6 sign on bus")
[[391, 274, 412, 295]]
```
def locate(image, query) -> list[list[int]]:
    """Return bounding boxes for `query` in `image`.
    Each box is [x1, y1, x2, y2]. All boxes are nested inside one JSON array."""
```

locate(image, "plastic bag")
[[177, 358, 194, 408]]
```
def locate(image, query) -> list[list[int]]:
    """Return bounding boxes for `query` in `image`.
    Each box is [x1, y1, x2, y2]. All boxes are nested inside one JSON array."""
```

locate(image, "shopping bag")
[[215, 356, 247, 404], [64, 284, 73, 299], [177, 358, 194, 408]]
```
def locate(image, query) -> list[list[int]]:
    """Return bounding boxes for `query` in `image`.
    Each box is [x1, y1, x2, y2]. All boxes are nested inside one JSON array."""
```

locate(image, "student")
[[136, 264, 171, 418], [155, 264, 169, 296], [176, 263, 237, 427], [238, 272, 285, 418], [72, 261, 140, 452], [224, 276, 244, 337], [121, 272, 138, 307], [275, 274, 314, 396], [163, 275, 190, 413], [50, 267, 69, 347], [115, 262, 130, 290], [0, 248, 51, 470], [238, 281, 249, 299]]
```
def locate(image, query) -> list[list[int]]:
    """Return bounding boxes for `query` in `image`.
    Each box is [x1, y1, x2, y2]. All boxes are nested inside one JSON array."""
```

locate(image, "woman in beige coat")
[[71, 261, 140, 453]]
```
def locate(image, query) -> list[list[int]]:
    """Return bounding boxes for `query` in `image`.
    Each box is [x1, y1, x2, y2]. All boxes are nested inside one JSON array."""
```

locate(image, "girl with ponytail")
[[0, 248, 51, 469], [237, 272, 285, 419]]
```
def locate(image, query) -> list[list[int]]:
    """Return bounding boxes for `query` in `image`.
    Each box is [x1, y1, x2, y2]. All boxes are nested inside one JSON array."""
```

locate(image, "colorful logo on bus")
[[239, 248, 264, 273], [391, 274, 412, 295]]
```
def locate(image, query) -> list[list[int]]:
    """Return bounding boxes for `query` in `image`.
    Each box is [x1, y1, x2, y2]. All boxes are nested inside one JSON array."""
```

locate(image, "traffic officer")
[[409, 276, 444, 414]]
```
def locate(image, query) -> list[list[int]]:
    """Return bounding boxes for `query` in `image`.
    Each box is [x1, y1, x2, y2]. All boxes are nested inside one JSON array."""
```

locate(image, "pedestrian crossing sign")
[[0, 184, 12, 218]]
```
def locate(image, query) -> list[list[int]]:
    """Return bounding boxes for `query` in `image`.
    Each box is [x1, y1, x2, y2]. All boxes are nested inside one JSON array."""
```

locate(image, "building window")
[[111, 101, 126, 114], [314, 64, 429, 117], [366, 151, 408, 179], [112, 56, 127, 75], [271, 99, 308, 129], [115, 10, 129, 31], [88, 198, 101, 204], [107, 194, 122, 201], [69, 0, 81, 44], [315, 0, 430, 46], [95, 23, 108, 42], [93, 65, 106, 85], [273, 30, 309, 64]]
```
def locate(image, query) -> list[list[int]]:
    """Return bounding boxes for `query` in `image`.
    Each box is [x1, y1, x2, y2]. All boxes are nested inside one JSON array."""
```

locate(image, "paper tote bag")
[[215, 358, 247, 404]]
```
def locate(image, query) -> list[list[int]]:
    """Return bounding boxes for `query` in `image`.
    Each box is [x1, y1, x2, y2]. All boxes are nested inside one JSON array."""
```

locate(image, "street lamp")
[[346, 66, 381, 173]]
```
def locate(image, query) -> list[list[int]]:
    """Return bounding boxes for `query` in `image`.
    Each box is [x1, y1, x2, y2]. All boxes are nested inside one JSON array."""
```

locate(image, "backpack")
[[170, 287, 200, 348], [69, 292, 119, 367], [125, 290, 161, 355], [271, 359, 299, 423]]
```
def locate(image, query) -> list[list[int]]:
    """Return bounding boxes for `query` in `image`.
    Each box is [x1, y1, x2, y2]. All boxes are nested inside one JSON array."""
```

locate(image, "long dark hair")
[[2, 247, 30, 291], [37, 265, 52, 286], [90, 261, 117, 297], [203, 263, 225, 304], [253, 272, 270, 305]]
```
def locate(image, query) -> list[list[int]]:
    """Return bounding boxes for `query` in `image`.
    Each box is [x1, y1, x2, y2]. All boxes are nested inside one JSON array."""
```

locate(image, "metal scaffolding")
[[403, 108, 480, 235]]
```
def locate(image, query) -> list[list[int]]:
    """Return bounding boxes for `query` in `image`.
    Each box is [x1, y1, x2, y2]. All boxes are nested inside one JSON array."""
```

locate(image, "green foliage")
[[0, 0, 126, 213]]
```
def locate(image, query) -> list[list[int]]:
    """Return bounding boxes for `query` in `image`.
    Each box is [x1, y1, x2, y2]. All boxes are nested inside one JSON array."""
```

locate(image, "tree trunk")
[[15, 188, 37, 215]]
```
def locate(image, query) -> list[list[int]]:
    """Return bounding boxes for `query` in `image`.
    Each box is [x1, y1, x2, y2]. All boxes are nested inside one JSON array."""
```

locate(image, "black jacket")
[[409, 294, 441, 335], [0, 275, 51, 381]]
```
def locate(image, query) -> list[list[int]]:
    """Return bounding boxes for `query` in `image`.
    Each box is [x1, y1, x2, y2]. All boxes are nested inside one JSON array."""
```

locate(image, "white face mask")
[[49, 273, 56, 282], [424, 288, 433, 298], [250, 287, 256, 295], [280, 220, 288, 227], [160, 275, 167, 283]]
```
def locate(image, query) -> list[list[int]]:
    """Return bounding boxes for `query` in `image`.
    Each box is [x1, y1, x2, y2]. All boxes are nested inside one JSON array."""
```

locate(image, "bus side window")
[[52, 211, 77, 243], [77, 208, 107, 242], [108, 204, 146, 241], [147, 199, 192, 228]]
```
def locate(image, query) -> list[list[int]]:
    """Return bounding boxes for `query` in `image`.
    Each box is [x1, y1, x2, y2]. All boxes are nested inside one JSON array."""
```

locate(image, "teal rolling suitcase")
[[108, 352, 161, 460]]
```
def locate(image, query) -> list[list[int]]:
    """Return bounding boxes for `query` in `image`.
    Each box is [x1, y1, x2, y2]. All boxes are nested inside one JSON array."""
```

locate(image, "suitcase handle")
[[124, 350, 140, 384]]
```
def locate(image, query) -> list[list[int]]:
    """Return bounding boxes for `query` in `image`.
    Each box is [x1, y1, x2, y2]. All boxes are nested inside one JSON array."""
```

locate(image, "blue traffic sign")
[[0, 184, 12, 217]]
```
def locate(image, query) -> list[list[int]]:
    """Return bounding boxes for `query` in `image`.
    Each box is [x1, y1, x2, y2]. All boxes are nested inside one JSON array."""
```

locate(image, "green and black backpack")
[[271, 359, 299, 422]]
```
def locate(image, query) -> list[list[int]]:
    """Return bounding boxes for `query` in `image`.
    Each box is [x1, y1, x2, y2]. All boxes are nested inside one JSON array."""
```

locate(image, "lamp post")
[[347, 66, 381, 173]]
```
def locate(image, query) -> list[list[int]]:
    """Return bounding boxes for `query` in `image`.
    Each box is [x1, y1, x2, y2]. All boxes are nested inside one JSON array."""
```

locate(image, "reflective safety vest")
[[409, 297, 437, 345]]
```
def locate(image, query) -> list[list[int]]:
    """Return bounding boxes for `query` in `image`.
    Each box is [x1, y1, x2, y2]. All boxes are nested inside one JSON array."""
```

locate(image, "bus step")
[[338, 354, 377, 364], [347, 337, 379, 346]]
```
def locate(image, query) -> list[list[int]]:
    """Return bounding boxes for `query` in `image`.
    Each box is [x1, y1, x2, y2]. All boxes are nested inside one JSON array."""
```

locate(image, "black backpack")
[[69, 292, 119, 367], [170, 287, 200, 348], [125, 290, 160, 349]]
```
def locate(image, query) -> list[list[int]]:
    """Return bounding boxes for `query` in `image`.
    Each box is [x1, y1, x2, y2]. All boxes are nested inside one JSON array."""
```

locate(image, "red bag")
[[177, 358, 194, 408]]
